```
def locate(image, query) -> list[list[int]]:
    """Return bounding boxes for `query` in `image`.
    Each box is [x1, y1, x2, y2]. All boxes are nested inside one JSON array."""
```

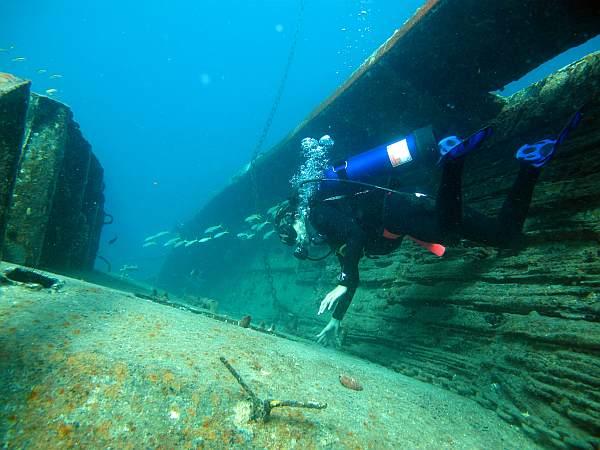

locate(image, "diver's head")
[[274, 198, 309, 259]]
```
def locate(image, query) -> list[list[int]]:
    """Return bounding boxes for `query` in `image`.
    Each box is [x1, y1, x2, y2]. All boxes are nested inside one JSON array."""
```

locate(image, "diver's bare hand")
[[316, 318, 341, 345], [318, 285, 348, 315]]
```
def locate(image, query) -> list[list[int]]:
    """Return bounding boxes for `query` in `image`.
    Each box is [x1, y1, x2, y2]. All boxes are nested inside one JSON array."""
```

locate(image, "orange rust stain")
[[72, 329, 81, 335], [27, 387, 40, 402], [114, 362, 129, 381], [57, 423, 73, 438], [0, 73, 17, 82], [162, 370, 175, 384], [148, 373, 159, 383]]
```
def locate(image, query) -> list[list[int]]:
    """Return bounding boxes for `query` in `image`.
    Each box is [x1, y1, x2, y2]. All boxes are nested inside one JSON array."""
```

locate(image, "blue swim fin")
[[438, 126, 493, 163], [516, 110, 583, 168]]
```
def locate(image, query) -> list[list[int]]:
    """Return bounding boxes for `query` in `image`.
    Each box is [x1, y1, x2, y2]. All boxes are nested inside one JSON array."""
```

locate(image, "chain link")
[[248, 0, 306, 314]]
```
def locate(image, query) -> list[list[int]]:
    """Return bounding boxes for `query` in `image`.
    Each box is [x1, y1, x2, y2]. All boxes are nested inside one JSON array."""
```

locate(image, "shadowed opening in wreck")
[[4, 267, 59, 288]]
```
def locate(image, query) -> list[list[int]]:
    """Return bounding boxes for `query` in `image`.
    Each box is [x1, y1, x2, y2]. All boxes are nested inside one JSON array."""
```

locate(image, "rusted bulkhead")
[[0, 76, 30, 261], [0, 82, 106, 272]]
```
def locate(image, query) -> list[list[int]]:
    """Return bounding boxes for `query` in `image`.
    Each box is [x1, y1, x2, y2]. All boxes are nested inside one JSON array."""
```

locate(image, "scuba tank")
[[318, 126, 438, 198]]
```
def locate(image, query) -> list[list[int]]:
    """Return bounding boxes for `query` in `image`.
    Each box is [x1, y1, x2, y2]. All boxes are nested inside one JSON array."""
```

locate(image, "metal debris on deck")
[[219, 356, 327, 422]]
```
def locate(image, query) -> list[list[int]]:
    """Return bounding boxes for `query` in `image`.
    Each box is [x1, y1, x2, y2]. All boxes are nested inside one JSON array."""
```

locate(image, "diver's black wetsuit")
[[309, 158, 540, 320]]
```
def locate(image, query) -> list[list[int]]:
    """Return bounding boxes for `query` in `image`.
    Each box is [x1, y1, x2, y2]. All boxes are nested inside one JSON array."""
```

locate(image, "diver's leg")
[[384, 160, 467, 244], [383, 192, 443, 243], [459, 164, 540, 248], [436, 159, 465, 243], [496, 164, 541, 242]]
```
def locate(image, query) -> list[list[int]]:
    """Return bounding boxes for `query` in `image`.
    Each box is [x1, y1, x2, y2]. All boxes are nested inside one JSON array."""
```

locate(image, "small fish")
[[49, 74, 63, 79], [11, 57, 26, 62], [204, 224, 223, 234], [184, 239, 198, 247], [37, 69, 47, 74], [45, 88, 58, 96], [263, 230, 276, 240], [198, 237, 212, 243], [213, 231, 229, 239], [174, 240, 187, 248], [107, 235, 118, 245], [0, 48, 9, 52], [120, 264, 139, 272], [339, 374, 363, 391], [244, 214, 262, 224], [142, 241, 157, 248], [256, 221, 271, 231], [145, 231, 170, 241], [266, 205, 280, 218], [163, 237, 181, 247]]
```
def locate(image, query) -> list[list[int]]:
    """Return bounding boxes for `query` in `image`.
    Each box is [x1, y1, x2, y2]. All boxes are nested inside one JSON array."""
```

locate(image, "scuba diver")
[[274, 111, 582, 345]]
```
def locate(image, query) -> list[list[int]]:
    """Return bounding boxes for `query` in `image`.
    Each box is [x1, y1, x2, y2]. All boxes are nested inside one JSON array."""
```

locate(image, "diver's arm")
[[318, 285, 348, 314], [311, 202, 365, 289], [311, 202, 365, 320], [331, 286, 356, 320], [316, 317, 340, 345]]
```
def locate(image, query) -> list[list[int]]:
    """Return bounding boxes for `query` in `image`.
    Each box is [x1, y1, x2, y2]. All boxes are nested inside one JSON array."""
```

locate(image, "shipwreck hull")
[[157, 2, 600, 449]]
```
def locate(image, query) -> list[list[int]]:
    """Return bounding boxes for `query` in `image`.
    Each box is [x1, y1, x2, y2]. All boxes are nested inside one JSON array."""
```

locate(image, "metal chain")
[[248, 0, 306, 314], [250, 0, 306, 163]]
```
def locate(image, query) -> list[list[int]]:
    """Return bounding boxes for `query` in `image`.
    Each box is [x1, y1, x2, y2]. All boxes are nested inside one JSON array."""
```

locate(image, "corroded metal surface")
[[39, 121, 92, 270], [0, 76, 30, 261], [0, 88, 106, 272], [0, 263, 539, 449], [3, 95, 71, 266]]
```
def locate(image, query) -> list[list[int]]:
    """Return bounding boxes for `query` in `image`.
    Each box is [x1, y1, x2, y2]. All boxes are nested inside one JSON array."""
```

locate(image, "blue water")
[[1, 0, 598, 280]]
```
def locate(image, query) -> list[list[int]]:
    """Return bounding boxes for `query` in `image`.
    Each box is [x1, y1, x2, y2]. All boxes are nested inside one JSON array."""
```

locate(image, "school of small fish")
[[140, 204, 282, 251], [1, 46, 65, 96]]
